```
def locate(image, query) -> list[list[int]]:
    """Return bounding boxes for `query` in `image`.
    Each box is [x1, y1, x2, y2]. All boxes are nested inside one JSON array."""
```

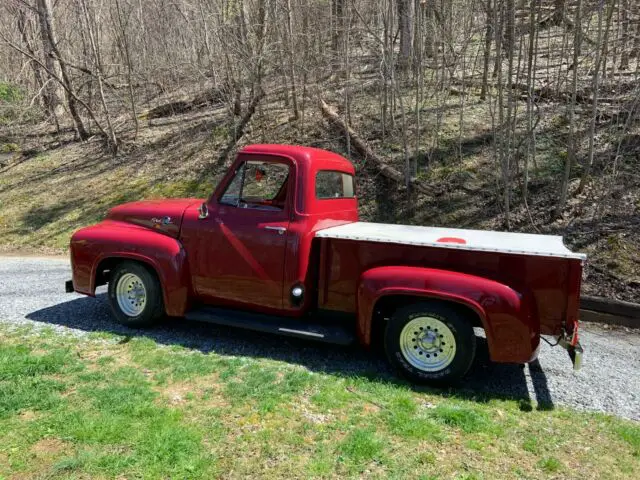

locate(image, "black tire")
[[384, 301, 476, 385], [107, 261, 165, 327]]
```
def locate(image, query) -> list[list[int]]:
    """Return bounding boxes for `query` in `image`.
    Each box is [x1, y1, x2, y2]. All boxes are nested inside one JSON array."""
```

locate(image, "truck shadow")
[[26, 293, 553, 412]]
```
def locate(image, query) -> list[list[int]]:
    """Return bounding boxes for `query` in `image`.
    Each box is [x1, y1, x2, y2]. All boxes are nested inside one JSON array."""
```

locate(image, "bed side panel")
[[320, 238, 575, 339]]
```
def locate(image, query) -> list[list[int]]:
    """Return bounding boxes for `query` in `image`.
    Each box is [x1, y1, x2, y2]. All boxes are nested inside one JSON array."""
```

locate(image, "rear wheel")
[[384, 302, 476, 384], [108, 261, 164, 327]]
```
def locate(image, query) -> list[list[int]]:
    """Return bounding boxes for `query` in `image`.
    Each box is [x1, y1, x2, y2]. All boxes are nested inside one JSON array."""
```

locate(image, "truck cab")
[[68, 144, 585, 384], [179, 144, 358, 315]]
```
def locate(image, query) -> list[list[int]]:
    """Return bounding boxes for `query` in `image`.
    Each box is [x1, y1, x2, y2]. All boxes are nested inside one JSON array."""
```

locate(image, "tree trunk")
[[79, 0, 118, 152], [634, 2, 640, 57], [285, 0, 299, 119], [556, 0, 582, 217], [550, 0, 566, 26], [343, 0, 351, 156], [423, 0, 435, 58], [254, 0, 268, 87], [114, 0, 139, 138], [36, 0, 89, 139], [492, 0, 503, 78], [331, 0, 345, 70], [619, 0, 630, 69], [397, 0, 414, 70], [503, 0, 515, 229], [16, 10, 49, 116], [413, 0, 423, 177], [524, 0, 538, 203], [480, 0, 493, 100], [578, 0, 614, 193], [35, 0, 65, 118]]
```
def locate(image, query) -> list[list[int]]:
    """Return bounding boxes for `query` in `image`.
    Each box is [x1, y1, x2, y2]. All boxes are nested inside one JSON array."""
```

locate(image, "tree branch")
[[0, 31, 109, 141]]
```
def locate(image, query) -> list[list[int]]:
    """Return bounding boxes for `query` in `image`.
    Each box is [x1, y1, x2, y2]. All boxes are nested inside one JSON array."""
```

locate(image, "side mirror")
[[198, 202, 209, 219]]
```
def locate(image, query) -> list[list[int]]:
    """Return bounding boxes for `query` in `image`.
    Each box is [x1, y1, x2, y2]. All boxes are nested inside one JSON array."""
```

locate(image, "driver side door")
[[192, 157, 292, 311]]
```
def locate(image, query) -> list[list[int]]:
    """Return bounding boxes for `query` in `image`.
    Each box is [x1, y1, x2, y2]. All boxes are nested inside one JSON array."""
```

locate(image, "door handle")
[[263, 226, 287, 235]]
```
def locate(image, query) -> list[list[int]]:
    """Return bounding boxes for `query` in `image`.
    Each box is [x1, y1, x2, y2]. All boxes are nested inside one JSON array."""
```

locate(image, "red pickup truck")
[[67, 144, 585, 383]]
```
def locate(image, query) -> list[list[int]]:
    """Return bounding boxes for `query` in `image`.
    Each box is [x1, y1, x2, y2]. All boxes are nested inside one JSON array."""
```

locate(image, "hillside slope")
[[1, 82, 638, 303]]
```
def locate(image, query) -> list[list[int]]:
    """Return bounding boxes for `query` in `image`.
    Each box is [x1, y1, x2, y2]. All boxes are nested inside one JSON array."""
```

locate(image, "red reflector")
[[571, 320, 580, 347], [436, 237, 467, 245]]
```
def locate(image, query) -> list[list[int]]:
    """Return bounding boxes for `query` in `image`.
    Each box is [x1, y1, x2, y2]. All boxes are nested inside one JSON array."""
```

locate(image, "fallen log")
[[579, 309, 640, 329], [581, 295, 640, 321], [319, 98, 432, 195], [146, 88, 227, 120]]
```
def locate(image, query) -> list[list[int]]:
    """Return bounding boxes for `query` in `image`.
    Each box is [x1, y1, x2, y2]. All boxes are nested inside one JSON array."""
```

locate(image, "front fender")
[[70, 220, 190, 316], [357, 266, 538, 363]]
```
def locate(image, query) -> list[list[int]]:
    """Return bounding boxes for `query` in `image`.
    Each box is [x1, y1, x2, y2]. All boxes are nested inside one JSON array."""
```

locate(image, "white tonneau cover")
[[315, 222, 586, 260]]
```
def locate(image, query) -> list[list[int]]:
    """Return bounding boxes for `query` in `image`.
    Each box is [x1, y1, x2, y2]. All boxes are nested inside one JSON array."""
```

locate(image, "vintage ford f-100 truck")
[[67, 144, 585, 383]]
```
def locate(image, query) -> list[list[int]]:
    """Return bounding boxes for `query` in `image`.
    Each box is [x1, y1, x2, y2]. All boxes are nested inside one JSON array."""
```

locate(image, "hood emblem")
[[151, 216, 173, 226]]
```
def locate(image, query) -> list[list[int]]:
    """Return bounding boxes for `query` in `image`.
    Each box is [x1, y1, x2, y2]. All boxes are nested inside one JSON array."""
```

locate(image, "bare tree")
[[397, 0, 414, 69], [78, 0, 118, 151], [331, 0, 345, 70], [556, 0, 582, 217], [523, 0, 540, 204], [550, 0, 567, 26], [36, 0, 89, 139], [113, 0, 139, 138], [285, 0, 299, 119], [619, 0, 630, 70], [579, 0, 615, 193], [35, 0, 65, 119], [480, 0, 493, 100], [0, 0, 638, 248], [15, 8, 50, 117]]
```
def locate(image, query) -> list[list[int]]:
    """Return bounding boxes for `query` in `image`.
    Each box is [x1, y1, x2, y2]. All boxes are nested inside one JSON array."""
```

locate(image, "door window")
[[220, 161, 290, 211]]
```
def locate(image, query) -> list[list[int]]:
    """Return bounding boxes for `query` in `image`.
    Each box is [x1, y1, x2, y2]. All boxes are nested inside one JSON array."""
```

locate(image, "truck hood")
[[106, 198, 201, 238]]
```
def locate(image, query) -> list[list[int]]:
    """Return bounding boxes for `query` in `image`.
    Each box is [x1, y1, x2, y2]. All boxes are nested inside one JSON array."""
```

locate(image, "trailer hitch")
[[558, 321, 583, 371]]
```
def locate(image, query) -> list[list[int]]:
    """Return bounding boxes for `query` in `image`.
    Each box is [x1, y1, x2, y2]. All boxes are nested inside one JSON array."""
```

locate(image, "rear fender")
[[357, 266, 538, 363], [70, 221, 190, 316]]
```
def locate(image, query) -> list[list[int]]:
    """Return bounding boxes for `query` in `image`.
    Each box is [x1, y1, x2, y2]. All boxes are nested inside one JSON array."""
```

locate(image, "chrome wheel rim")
[[115, 273, 147, 317], [400, 317, 456, 372]]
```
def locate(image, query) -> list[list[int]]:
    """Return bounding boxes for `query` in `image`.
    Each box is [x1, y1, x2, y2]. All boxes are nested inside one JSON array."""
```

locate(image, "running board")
[[184, 306, 356, 346]]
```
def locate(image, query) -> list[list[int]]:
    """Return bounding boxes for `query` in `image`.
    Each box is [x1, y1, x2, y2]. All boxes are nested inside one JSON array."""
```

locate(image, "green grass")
[[0, 344, 77, 418], [0, 324, 638, 479], [522, 434, 540, 454], [0, 82, 22, 103], [338, 427, 386, 469], [0, 143, 215, 252], [537, 456, 563, 473], [431, 404, 494, 434], [617, 424, 640, 457]]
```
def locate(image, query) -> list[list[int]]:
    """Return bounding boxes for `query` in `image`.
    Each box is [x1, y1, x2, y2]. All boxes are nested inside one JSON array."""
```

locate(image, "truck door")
[[192, 158, 292, 310]]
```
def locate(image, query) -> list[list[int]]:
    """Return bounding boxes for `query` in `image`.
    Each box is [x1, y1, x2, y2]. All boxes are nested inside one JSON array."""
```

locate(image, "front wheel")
[[384, 302, 476, 385], [108, 261, 164, 327]]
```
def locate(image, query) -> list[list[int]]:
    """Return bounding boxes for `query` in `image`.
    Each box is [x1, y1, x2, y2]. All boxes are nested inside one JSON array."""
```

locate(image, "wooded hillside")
[[0, 0, 638, 301]]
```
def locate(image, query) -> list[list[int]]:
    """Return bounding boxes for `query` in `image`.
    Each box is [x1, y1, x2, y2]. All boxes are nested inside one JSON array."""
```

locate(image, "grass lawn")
[[0, 323, 638, 479]]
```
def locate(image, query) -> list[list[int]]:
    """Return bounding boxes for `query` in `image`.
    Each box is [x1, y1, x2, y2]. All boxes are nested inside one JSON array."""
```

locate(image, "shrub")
[[0, 82, 23, 103], [0, 143, 20, 153]]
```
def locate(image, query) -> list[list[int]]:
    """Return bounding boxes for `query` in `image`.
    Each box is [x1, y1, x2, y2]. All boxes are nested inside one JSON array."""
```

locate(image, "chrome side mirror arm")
[[198, 202, 209, 219]]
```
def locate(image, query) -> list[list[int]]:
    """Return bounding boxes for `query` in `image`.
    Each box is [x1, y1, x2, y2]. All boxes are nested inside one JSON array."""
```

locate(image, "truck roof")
[[316, 222, 587, 260], [240, 144, 355, 173]]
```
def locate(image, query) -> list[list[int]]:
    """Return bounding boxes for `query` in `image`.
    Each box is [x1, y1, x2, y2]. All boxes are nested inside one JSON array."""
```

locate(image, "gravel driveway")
[[1, 256, 639, 421]]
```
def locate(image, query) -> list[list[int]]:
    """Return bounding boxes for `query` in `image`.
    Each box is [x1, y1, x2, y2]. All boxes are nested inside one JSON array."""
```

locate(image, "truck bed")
[[316, 222, 586, 260]]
